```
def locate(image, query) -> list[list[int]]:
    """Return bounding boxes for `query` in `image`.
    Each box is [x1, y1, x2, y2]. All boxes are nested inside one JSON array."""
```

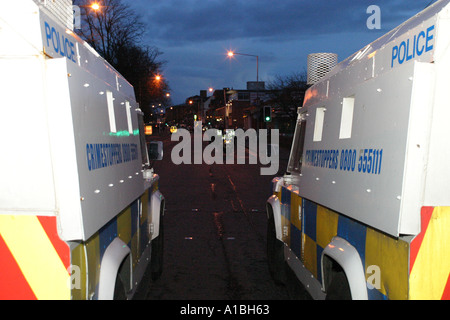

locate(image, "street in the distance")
[[140, 133, 310, 300]]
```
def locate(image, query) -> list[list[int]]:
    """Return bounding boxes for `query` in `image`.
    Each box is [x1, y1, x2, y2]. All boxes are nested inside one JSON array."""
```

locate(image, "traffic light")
[[264, 106, 272, 122]]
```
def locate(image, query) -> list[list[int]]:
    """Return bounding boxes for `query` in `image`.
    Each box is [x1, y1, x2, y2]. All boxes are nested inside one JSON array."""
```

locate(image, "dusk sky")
[[123, 0, 436, 105]]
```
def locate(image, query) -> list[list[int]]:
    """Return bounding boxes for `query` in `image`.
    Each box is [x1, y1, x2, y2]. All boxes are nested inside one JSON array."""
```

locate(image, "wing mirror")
[[148, 141, 163, 161]]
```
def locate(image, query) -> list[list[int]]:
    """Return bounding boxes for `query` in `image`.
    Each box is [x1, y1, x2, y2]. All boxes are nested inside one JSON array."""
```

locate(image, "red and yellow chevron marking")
[[410, 207, 450, 300], [0, 215, 71, 300]]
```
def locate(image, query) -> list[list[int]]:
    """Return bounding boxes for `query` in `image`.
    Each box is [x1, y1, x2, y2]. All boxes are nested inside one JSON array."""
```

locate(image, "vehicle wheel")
[[151, 213, 164, 280], [267, 212, 286, 285], [113, 275, 127, 300], [325, 270, 351, 300]]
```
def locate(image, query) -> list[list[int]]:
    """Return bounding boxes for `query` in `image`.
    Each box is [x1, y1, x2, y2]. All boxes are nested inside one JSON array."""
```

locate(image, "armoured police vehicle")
[[267, 0, 450, 300], [0, 0, 164, 299]]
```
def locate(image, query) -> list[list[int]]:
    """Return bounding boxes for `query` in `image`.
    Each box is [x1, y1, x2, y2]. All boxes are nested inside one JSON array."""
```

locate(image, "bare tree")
[[266, 71, 309, 132], [115, 44, 169, 109], [74, 0, 170, 117], [267, 71, 309, 116], [74, 0, 144, 64]]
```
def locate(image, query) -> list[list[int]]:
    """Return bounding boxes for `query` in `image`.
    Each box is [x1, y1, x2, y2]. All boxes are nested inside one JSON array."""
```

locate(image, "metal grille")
[[307, 53, 338, 85]]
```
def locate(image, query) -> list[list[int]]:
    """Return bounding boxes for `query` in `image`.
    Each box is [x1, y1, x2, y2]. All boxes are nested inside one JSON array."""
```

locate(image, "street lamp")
[[227, 50, 259, 82], [91, 2, 101, 11], [227, 49, 264, 128]]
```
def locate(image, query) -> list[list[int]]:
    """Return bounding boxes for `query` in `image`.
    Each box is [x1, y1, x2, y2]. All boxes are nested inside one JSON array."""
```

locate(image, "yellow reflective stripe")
[[365, 227, 409, 299], [0, 215, 70, 300], [302, 234, 317, 278], [316, 206, 338, 249], [280, 214, 290, 245], [141, 190, 149, 225], [85, 232, 100, 295], [410, 207, 450, 300], [117, 207, 132, 244], [290, 191, 302, 231]]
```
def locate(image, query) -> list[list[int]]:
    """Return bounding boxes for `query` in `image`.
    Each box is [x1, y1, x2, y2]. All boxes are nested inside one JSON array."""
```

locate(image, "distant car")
[[170, 126, 177, 133]]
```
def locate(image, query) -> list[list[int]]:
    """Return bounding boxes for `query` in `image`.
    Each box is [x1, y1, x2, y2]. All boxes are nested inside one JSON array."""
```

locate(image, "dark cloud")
[[136, 0, 430, 46], [124, 0, 436, 104]]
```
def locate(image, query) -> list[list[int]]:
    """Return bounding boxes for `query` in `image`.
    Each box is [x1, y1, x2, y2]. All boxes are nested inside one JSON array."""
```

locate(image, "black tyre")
[[150, 213, 164, 281], [325, 269, 351, 300], [113, 274, 127, 300]]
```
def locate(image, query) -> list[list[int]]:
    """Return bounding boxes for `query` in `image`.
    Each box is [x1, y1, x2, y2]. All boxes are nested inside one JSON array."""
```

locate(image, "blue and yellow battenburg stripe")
[[71, 186, 155, 300], [0, 182, 157, 300], [274, 183, 450, 300]]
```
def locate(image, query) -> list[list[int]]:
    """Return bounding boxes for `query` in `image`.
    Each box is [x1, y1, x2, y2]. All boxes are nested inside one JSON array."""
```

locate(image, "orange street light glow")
[[91, 3, 100, 10], [155, 75, 161, 81]]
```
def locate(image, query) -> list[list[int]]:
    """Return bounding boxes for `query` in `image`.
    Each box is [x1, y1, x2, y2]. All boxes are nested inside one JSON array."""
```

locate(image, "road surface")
[[137, 132, 310, 300]]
